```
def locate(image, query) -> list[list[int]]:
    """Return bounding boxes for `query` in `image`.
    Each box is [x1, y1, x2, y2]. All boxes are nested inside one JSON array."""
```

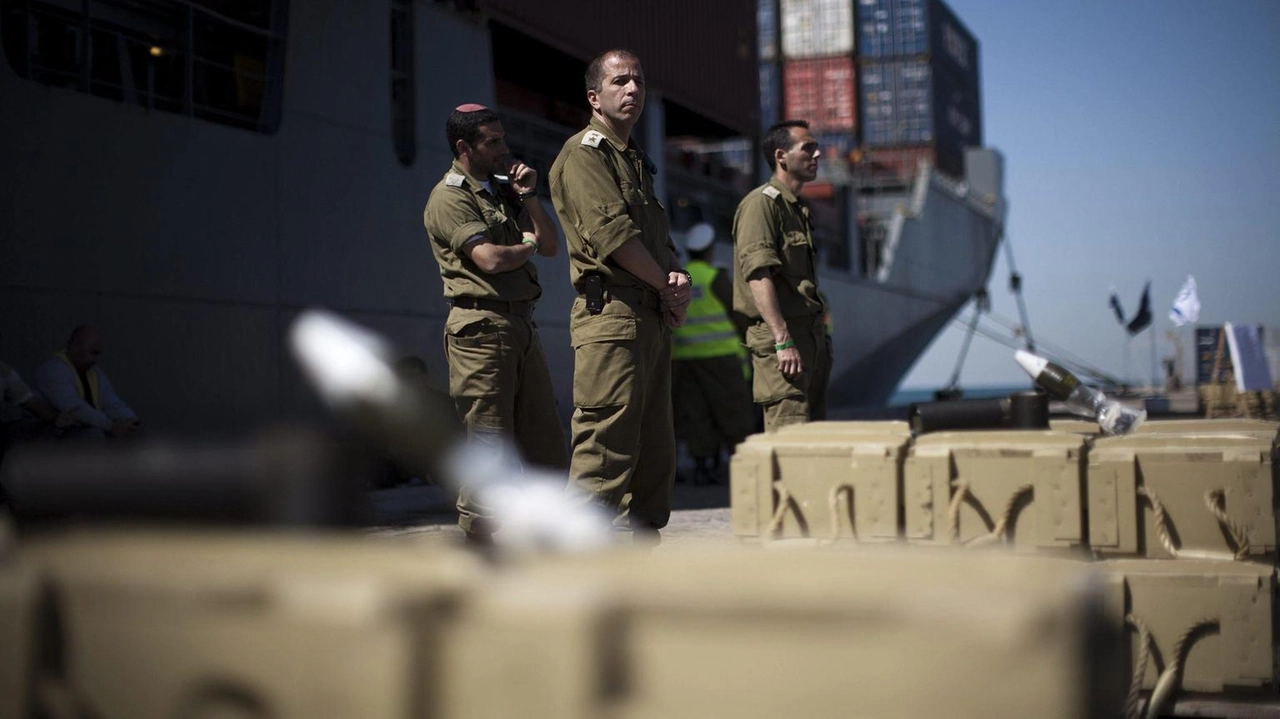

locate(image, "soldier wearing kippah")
[[422, 104, 568, 545]]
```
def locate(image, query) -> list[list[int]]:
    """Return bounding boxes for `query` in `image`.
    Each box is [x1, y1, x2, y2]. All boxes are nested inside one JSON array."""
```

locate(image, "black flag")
[[1126, 281, 1152, 336], [1108, 291, 1125, 325]]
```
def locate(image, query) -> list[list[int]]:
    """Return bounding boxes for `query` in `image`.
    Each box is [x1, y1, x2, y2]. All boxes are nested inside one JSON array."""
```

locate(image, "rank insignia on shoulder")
[[762, 186, 781, 199], [445, 172, 466, 188], [581, 130, 605, 148]]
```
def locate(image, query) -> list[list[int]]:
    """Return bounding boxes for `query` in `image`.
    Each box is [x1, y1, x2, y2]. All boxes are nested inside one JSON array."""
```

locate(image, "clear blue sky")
[[899, 0, 1280, 389]]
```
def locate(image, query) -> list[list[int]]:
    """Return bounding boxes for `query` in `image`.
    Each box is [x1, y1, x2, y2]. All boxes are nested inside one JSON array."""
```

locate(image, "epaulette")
[[445, 172, 466, 188], [581, 130, 605, 148], [762, 186, 781, 199]]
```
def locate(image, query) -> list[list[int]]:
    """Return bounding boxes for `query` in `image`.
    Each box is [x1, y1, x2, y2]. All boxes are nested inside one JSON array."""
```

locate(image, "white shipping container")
[[781, 0, 855, 59]]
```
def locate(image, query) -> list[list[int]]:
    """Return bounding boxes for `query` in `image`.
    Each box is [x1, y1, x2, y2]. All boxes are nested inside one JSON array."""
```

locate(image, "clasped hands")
[[661, 271, 692, 327]]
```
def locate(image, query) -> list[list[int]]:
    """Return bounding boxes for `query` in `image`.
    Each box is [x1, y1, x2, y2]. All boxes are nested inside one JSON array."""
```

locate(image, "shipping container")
[[856, 145, 963, 182], [780, 0, 855, 59], [856, 0, 979, 90], [760, 61, 781, 132], [859, 57, 979, 168], [814, 130, 856, 183], [784, 56, 857, 131], [759, 0, 779, 61], [481, 0, 756, 136]]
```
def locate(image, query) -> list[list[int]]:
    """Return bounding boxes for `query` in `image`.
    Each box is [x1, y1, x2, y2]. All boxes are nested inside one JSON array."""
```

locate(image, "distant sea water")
[[887, 385, 1033, 407]]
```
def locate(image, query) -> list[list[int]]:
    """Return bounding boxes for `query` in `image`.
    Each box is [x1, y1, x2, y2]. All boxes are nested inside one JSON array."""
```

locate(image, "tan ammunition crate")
[[1051, 417, 1279, 442], [8, 531, 483, 719], [0, 561, 38, 719], [771, 420, 911, 436], [1087, 434, 1276, 560], [903, 431, 1088, 552], [443, 548, 1121, 719], [1100, 559, 1276, 694], [731, 430, 909, 541]]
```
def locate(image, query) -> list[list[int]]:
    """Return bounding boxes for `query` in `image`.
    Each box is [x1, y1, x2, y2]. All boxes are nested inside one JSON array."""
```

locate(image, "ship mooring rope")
[[822, 484, 857, 545], [1124, 613, 1156, 719], [1204, 488, 1251, 559], [1144, 618, 1221, 719]]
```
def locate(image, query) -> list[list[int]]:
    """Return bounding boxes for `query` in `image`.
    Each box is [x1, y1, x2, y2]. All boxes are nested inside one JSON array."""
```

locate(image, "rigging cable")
[[1002, 237, 1035, 353]]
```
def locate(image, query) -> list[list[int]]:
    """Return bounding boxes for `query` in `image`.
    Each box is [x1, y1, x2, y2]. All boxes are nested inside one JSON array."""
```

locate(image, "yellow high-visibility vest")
[[672, 261, 743, 361]]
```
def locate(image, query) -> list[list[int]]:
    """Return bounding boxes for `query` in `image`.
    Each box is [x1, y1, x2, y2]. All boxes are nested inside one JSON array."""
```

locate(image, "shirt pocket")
[[781, 230, 814, 279], [619, 180, 648, 208]]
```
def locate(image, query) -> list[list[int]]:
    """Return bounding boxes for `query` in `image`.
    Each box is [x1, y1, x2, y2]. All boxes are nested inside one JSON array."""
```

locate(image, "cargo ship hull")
[[0, 2, 1002, 432]]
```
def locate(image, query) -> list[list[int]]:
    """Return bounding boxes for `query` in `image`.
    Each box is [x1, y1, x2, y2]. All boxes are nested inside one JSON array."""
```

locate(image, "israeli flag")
[[1168, 275, 1200, 327]]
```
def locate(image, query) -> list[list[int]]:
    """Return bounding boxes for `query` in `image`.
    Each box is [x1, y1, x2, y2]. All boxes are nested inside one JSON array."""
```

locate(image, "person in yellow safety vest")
[[671, 223, 755, 486]]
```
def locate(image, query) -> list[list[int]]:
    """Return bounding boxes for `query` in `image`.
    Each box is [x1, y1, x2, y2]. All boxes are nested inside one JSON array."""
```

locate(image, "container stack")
[[855, 0, 981, 180], [758, 0, 780, 134], [763, 0, 982, 184], [778, 0, 857, 184]]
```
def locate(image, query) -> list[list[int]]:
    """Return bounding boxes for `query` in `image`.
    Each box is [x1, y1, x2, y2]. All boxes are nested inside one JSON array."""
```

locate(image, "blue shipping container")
[[759, 61, 781, 133], [856, 0, 979, 90], [859, 58, 980, 153], [759, 0, 778, 61]]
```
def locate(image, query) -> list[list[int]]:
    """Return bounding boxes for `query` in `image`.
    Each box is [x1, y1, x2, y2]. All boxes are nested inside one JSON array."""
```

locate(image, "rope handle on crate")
[[1138, 485, 1250, 560], [1143, 617, 1221, 719], [947, 480, 1034, 547], [764, 481, 796, 541], [821, 484, 857, 546], [1204, 488, 1251, 559], [1124, 614, 1155, 719]]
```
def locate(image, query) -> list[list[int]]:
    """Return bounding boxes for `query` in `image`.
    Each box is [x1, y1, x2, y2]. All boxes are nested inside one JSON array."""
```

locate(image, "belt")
[[601, 284, 662, 311], [450, 296, 535, 318]]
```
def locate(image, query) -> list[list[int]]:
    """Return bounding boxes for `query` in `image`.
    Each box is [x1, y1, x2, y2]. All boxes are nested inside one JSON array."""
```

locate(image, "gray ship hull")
[[0, 4, 1003, 432]]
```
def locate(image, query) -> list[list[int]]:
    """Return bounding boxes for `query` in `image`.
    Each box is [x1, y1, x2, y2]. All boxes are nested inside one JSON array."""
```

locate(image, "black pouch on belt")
[[583, 272, 605, 315]]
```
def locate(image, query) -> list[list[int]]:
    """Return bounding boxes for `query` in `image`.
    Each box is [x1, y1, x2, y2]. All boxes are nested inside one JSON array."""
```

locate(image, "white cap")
[[684, 223, 716, 252], [1014, 349, 1048, 379]]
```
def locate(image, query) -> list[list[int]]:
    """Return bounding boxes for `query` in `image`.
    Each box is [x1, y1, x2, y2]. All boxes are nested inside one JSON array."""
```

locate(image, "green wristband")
[[521, 238, 538, 247], [775, 339, 796, 351]]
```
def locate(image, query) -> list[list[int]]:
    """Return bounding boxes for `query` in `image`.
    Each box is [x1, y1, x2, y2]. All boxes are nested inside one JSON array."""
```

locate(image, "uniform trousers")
[[746, 314, 831, 432], [566, 294, 675, 535], [672, 354, 754, 458], [443, 306, 568, 534]]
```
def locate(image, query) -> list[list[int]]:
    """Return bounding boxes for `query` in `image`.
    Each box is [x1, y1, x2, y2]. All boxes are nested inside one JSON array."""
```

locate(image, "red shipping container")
[[783, 56, 857, 132], [854, 145, 963, 181]]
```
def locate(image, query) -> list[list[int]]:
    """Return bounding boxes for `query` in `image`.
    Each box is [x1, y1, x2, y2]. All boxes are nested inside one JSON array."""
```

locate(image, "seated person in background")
[[34, 325, 140, 441], [2, 358, 75, 449]]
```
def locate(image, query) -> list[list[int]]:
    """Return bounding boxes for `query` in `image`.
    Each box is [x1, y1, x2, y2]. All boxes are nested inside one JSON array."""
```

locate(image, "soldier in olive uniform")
[[732, 120, 831, 431], [423, 104, 568, 542], [549, 50, 692, 542]]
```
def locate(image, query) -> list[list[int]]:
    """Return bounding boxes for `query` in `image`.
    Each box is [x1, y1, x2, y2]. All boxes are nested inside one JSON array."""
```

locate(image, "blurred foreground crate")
[[1, 531, 483, 719], [731, 426, 910, 541], [442, 548, 1121, 719], [1087, 434, 1276, 560], [2, 537, 1123, 719], [902, 430, 1089, 553], [1100, 559, 1277, 695]]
